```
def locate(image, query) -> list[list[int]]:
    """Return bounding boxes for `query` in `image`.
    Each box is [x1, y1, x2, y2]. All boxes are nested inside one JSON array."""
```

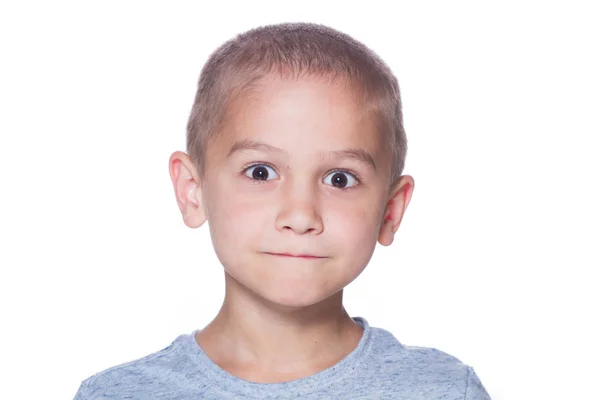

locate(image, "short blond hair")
[[186, 22, 407, 184]]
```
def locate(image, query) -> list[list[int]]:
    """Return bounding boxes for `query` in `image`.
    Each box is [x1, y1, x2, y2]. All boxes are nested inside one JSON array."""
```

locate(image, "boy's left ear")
[[378, 175, 414, 246]]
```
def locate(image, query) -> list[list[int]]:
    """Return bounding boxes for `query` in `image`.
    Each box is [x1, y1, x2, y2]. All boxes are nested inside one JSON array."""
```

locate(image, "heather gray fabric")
[[74, 317, 491, 399]]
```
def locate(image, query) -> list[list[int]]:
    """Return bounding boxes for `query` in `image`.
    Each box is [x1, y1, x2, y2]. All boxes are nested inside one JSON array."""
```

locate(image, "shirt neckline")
[[182, 316, 372, 398]]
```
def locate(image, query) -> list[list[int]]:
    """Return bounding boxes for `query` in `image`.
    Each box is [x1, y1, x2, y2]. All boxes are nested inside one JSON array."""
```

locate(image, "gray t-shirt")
[[74, 317, 491, 399]]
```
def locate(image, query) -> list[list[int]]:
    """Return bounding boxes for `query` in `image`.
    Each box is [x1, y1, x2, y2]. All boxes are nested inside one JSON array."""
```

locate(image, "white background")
[[1, 1, 598, 399]]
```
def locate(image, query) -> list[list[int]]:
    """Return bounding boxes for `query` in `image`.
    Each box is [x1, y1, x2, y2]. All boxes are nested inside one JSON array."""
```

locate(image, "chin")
[[222, 254, 361, 309]]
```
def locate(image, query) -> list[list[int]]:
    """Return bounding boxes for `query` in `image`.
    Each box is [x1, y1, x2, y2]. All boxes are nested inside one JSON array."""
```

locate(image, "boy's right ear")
[[168, 151, 206, 228]]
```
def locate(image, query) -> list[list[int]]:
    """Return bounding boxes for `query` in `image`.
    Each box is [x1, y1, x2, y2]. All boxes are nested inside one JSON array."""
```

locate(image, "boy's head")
[[170, 23, 413, 308]]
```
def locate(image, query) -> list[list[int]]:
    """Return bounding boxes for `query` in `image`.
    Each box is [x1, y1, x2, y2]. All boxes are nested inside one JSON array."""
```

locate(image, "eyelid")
[[327, 168, 360, 180], [242, 161, 277, 171]]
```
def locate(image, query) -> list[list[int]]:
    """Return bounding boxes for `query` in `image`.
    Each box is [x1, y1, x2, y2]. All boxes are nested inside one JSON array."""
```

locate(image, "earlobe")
[[377, 175, 414, 247], [168, 151, 207, 229], [378, 219, 395, 246]]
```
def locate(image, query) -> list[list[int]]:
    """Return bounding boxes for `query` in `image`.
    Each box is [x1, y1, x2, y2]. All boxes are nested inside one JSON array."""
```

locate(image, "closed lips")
[[265, 252, 326, 258]]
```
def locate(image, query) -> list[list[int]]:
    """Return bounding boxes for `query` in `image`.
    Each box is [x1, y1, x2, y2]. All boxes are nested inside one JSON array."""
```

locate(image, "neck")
[[195, 271, 363, 381]]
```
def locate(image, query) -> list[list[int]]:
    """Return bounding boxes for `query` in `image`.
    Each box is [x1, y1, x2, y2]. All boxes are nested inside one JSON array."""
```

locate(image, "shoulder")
[[363, 326, 490, 399], [74, 332, 200, 400], [368, 325, 465, 369]]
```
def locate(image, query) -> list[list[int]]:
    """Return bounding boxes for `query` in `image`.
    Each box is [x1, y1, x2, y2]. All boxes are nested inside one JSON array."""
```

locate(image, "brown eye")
[[244, 164, 278, 181], [323, 171, 358, 189]]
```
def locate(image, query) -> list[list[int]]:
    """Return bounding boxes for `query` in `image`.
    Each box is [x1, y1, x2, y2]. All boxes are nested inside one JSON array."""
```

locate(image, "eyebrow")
[[227, 139, 285, 157], [227, 139, 377, 170]]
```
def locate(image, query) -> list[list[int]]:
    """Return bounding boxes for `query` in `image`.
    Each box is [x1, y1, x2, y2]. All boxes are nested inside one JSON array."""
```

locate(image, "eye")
[[244, 164, 279, 181], [323, 170, 359, 189]]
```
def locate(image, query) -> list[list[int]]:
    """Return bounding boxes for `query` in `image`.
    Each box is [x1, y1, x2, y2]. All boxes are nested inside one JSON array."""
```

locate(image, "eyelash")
[[240, 163, 361, 190]]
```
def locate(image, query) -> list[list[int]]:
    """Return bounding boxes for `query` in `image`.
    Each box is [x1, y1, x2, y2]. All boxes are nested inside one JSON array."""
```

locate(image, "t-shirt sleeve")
[[465, 367, 492, 400], [72, 382, 90, 400]]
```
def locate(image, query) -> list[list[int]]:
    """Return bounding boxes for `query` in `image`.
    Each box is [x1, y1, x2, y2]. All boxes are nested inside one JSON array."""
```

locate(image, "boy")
[[74, 23, 491, 399]]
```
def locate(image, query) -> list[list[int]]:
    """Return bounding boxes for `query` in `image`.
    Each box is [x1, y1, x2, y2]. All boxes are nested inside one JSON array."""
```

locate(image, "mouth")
[[264, 252, 327, 259]]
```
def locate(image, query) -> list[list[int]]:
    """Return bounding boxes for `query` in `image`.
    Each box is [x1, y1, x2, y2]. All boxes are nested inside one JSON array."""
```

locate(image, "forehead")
[[214, 75, 385, 158]]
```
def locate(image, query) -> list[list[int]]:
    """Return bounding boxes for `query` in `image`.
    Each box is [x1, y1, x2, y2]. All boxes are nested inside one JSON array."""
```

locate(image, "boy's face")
[[172, 75, 412, 308]]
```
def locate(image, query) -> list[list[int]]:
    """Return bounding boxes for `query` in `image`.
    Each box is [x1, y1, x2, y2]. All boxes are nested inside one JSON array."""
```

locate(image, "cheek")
[[326, 201, 382, 250], [209, 193, 272, 249]]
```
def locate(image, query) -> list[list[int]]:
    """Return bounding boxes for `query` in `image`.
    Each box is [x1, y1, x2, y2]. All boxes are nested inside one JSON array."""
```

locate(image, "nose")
[[275, 180, 324, 235]]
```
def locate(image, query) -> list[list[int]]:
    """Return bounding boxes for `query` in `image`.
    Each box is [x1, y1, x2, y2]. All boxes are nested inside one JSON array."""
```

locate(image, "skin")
[[168, 75, 414, 383]]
